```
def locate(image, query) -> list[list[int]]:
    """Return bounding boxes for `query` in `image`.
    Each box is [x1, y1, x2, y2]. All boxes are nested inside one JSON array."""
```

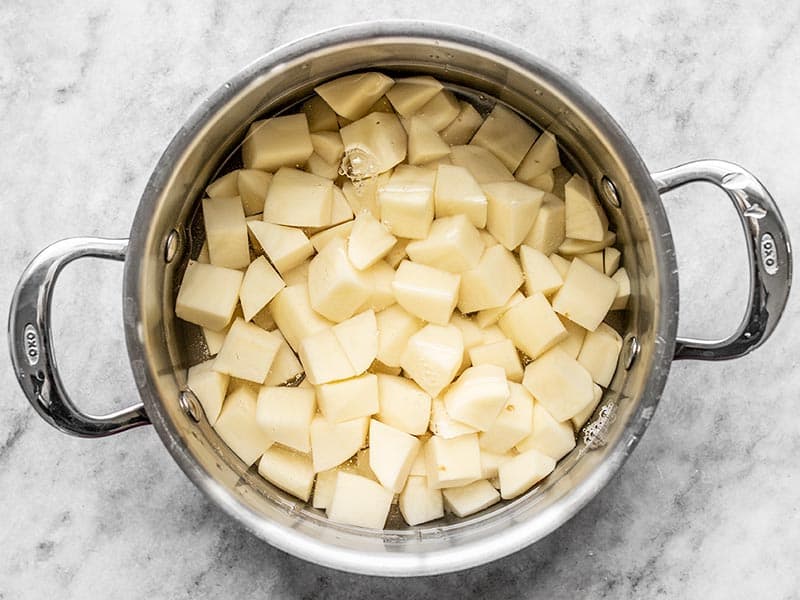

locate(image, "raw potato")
[[347, 210, 397, 270], [263, 331, 303, 386], [310, 131, 345, 165], [270, 283, 333, 352], [520, 245, 563, 296], [332, 309, 378, 374], [242, 114, 314, 172], [213, 318, 282, 384], [214, 386, 273, 466], [407, 117, 451, 165], [247, 220, 314, 275], [312, 468, 343, 509], [558, 231, 616, 255], [306, 152, 340, 180], [301, 95, 339, 133], [375, 305, 423, 367], [239, 256, 285, 321], [413, 89, 460, 131], [175, 260, 243, 331], [483, 181, 544, 250], [384, 237, 409, 268], [203, 196, 250, 269], [442, 479, 501, 517], [458, 245, 524, 313], [406, 215, 484, 273], [359, 260, 397, 312], [554, 315, 587, 359], [577, 322, 623, 387], [475, 291, 524, 328], [385, 76, 443, 117], [401, 324, 464, 397], [238, 170, 272, 216], [468, 338, 524, 383], [328, 186, 356, 226], [298, 328, 356, 385], [339, 112, 407, 176], [479, 382, 533, 454], [310, 416, 369, 472], [369, 419, 421, 492], [498, 293, 567, 360], [258, 446, 315, 502], [206, 170, 239, 198], [443, 365, 510, 431], [604, 247, 622, 276], [256, 386, 316, 453], [522, 347, 594, 422], [610, 267, 630, 310], [470, 104, 537, 171], [498, 448, 556, 500], [341, 171, 390, 218], [263, 167, 333, 227], [565, 174, 609, 242], [425, 433, 482, 489], [308, 237, 371, 322], [549, 253, 571, 279], [187, 359, 229, 425], [450, 145, 515, 184], [309, 221, 354, 253], [440, 101, 484, 145], [581, 251, 605, 272], [392, 260, 461, 325], [516, 130, 560, 182], [316, 373, 379, 422], [516, 401, 576, 461], [315, 72, 395, 120], [551, 258, 619, 331], [480, 449, 512, 481], [326, 471, 393, 529], [528, 170, 555, 193], [572, 384, 604, 430], [376, 374, 432, 435], [429, 397, 478, 439], [433, 164, 488, 227], [399, 475, 444, 525], [378, 165, 436, 239]]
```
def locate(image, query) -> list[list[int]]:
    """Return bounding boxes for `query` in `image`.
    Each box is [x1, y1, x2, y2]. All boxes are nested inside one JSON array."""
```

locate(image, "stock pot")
[[8, 22, 792, 576]]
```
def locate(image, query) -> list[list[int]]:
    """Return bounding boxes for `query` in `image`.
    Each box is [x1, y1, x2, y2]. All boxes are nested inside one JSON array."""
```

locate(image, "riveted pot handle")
[[8, 237, 150, 437], [651, 160, 792, 361]]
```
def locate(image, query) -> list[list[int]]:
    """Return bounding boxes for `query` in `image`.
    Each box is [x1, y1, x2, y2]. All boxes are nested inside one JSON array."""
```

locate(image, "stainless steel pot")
[[8, 22, 792, 576]]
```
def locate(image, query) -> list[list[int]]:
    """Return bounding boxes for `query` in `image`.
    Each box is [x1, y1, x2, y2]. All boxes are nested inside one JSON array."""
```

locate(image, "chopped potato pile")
[[176, 72, 630, 530]]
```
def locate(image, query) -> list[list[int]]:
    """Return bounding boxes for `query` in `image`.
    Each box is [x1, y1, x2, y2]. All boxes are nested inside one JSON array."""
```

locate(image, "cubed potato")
[[429, 397, 479, 438], [341, 171, 391, 218], [551, 258, 619, 331], [258, 446, 315, 502], [256, 386, 316, 453], [498, 293, 567, 360], [522, 347, 594, 421], [298, 328, 356, 385], [409, 437, 430, 476], [565, 174, 608, 242], [310, 415, 369, 472], [263, 331, 303, 386], [237, 169, 272, 216], [406, 214, 484, 274], [376, 305, 423, 367], [301, 95, 339, 133], [549, 253, 571, 279], [604, 247, 622, 275], [449, 312, 485, 351], [331, 309, 378, 374], [401, 324, 464, 397], [340, 112, 407, 176], [481, 325, 507, 344], [581, 251, 605, 272], [442, 479, 501, 517], [326, 471, 393, 529], [269, 283, 333, 352], [187, 359, 229, 425], [369, 419, 421, 492], [316, 373, 379, 422], [515, 130, 560, 182], [306, 152, 340, 180], [480, 449, 513, 480], [399, 475, 444, 525], [247, 220, 314, 276], [347, 210, 397, 270], [520, 245, 564, 297], [203, 325, 227, 355], [577, 322, 623, 387], [378, 165, 435, 239], [610, 267, 630, 310], [213, 318, 282, 383], [175, 260, 243, 331], [516, 401, 576, 461], [239, 256, 285, 321], [458, 245, 524, 313], [280, 260, 310, 287], [376, 374, 431, 436], [554, 315, 587, 359], [475, 291, 524, 328], [444, 365, 510, 431], [483, 181, 545, 250], [413, 89, 460, 130], [242, 114, 314, 172], [425, 434, 482, 489], [315, 72, 395, 120], [558, 231, 617, 255], [407, 117, 451, 165], [309, 220, 354, 253], [470, 104, 537, 171], [498, 448, 556, 500], [310, 131, 344, 165], [196, 240, 210, 263], [572, 383, 604, 430], [392, 260, 461, 325], [308, 236, 372, 322], [379, 236, 406, 268], [355, 447, 378, 482], [358, 260, 397, 312], [433, 164, 488, 228], [527, 169, 555, 193], [440, 100, 484, 145], [327, 186, 355, 227], [263, 167, 333, 227], [214, 387, 273, 466], [468, 338, 524, 383], [206, 170, 239, 198], [312, 468, 346, 509], [202, 196, 250, 269], [385, 75, 443, 116], [450, 145, 515, 184]]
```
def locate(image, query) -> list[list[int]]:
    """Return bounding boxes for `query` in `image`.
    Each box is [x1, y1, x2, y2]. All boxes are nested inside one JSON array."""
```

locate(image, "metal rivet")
[[600, 176, 621, 208], [179, 389, 201, 422], [623, 335, 640, 370], [164, 229, 181, 263]]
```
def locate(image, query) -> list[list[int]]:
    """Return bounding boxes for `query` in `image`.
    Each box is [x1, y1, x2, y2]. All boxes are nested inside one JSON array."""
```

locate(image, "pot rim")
[[123, 20, 678, 575]]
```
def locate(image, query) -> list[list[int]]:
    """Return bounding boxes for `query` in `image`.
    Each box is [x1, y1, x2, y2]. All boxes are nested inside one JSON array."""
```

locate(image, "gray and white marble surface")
[[1, 1, 798, 598]]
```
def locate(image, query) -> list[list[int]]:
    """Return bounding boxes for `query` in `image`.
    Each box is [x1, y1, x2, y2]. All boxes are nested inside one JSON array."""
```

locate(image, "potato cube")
[[468, 339, 523, 383], [214, 387, 273, 466], [413, 90, 460, 131], [316, 373, 379, 422], [458, 245, 523, 313], [444, 365, 509, 431], [409, 438, 430, 476], [392, 260, 461, 325], [577, 322, 623, 387], [572, 384, 604, 430], [187, 359, 229, 425], [340, 112, 407, 176], [558, 231, 617, 255], [202, 196, 250, 269], [376, 305, 423, 367], [610, 267, 630, 310], [554, 315, 587, 359], [440, 100, 484, 145], [213, 317, 282, 383], [376, 374, 431, 435], [442, 479, 501, 517], [341, 171, 391, 218], [328, 186, 355, 227], [263, 167, 333, 227], [298, 328, 356, 385], [385, 75, 443, 117], [256, 386, 316, 453], [358, 260, 397, 312], [498, 293, 567, 360], [470, 104, 536, 171], [549, 254, 571, 279], [604, 247, 622, 275], [516, 401, 576, 460], [481, 325, 506, 344], [515, 130, 560, 182], [406, 215, 484, 273], [527, 169, 555, 193], [433, 164, 488, 228], [237, 169, 272, 216], [263, 331, 303, 386], [407, 117, 451, 165], [308, 236, 371, 322], [327, 471, 393, 529], [483, 181, 545, 250], [312, 468, 344, 509], [425, 434, 482, 489], [551, 258, 619, 331], [369, 419, 421, 493], [196, 240, 210, 263], [310, 131, 344, 165], [206, 170, 239, 198], [309, 220, 354, 253], [399, 475, 444, 526], [306, 152, 339, 180], [475, 291, 524, 328], [565, 174, 608, 242], [242, 114, 314, 172], [315, 72, 395, 120], [269, 283, 333, 352], [522, 347, 594, 421], [450, 145, 514, 184], [251, 306, 277, 331], [280, 260, 310, 287], [378, 165, 435, 239], [247, 221, 313, 276], [239, 256, 285, 322], [301, 95, 339, 133], [401, 324, 464, 397], [347, 210, 397, 270], [480, 449, 513, 480], [332, 309, 378, 374], [498, 448, 556, 500], [258, 446, 315, 502], [175, 261, 243, 331], [429, 397, 479, 439], [520, 245, 563, 297], [310, 416, 369, 472]]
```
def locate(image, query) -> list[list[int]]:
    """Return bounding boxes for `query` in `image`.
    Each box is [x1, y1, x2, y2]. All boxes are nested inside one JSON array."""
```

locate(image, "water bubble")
[[339, 147, 379, 183]]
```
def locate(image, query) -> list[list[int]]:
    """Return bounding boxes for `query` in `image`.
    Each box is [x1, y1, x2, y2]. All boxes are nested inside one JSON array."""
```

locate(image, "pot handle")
[[651, 160, 792, 361], [8, 237, 151, 437]]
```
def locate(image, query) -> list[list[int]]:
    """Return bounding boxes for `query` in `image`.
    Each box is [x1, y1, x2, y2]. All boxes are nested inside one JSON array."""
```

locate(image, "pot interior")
[[126, 25, 677, 575]]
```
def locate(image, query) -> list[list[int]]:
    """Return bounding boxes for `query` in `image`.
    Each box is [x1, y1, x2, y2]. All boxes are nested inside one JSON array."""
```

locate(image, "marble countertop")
[[1, 1, 798, 598]]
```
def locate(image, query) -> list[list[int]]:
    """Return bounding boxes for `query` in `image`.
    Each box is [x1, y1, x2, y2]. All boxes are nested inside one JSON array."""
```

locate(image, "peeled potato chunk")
[[315, 72, 395, 120], [347, 210, 397, 270], [187, 359, 229, 425], [175, 260, 243, 331], [309, 221, 354, 253], [263, 331, 303, 386], [516, 401, 576, 461], [312, 467, 346, 509], [413, 89, 460, 131], [604, 247, 622, 275], [237, 169, 272, 216], [498, 293, 567, 360], [565, 174, 609, 242], [306, 152, 339, 180], [444, 365, 510, 431], [581, 250, 605, 272], [239, 256, 285, 322], [479, 382, 533, 453], [405, 215, 483, 276], [527, 169, 555, 193], [520, 245, 563, 297], [551, 257, 619, 331], [498, 448, 556, 500], [376, 374, 432, 436], [522, 347, 594, 422], [554, 315, 587, 359], [425, 433, 482, 489], [376, 304, 423, 367], [549, 254, 571, 279], [202, 196, 250, 269], [331, 309, 378, 374], [386, 75, 443, 117], [339, 112, 407, 176], [256, 386, 316, 453], [470, 104, 537, 171], [610, 267, 631, 310], [308, 236, 372, 322], [458, 245, 523, 313], [341, 171, 391, 219], [310, 416, 369, 472], [483, 181, 545, 250], [242, 113, 314, 172], [310, 131, 344, 165], [433, 164, 488, 228], [270, 283, 333, 353], [392, 260, 461, 326], [577, 322, 623, 387], [263, 167, 333, 227], [401, 324, 464, 397], [247, 220, 314, 276], [475, 291, 524, 328], [429, 397, 479, 439], [378, 165, 436, 239], [440, 100, 484, 146], [442, 479, 501, 517], [213, 318, 282, 383], [399, 475, 444, 525], [206, 170, 239, 198], [316, 373, 379, 423], [558, 231, 617, 255], [358, 260, 397, 312], [407, 117, 451, 165], [258, 446, 315, 502], [572, 383, 604, 430], [468, 338, 524, 383], [298, 327, 357, 385], [515, 130, 560, 182], [301, 95, 339, 133], [480, 449, 513, 480], [523, 194, 566, 256], [369, 419, 421, 492], [327, 471, 393, 529], [214, 386, 273, 466], [450, 145, 515, 184]]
